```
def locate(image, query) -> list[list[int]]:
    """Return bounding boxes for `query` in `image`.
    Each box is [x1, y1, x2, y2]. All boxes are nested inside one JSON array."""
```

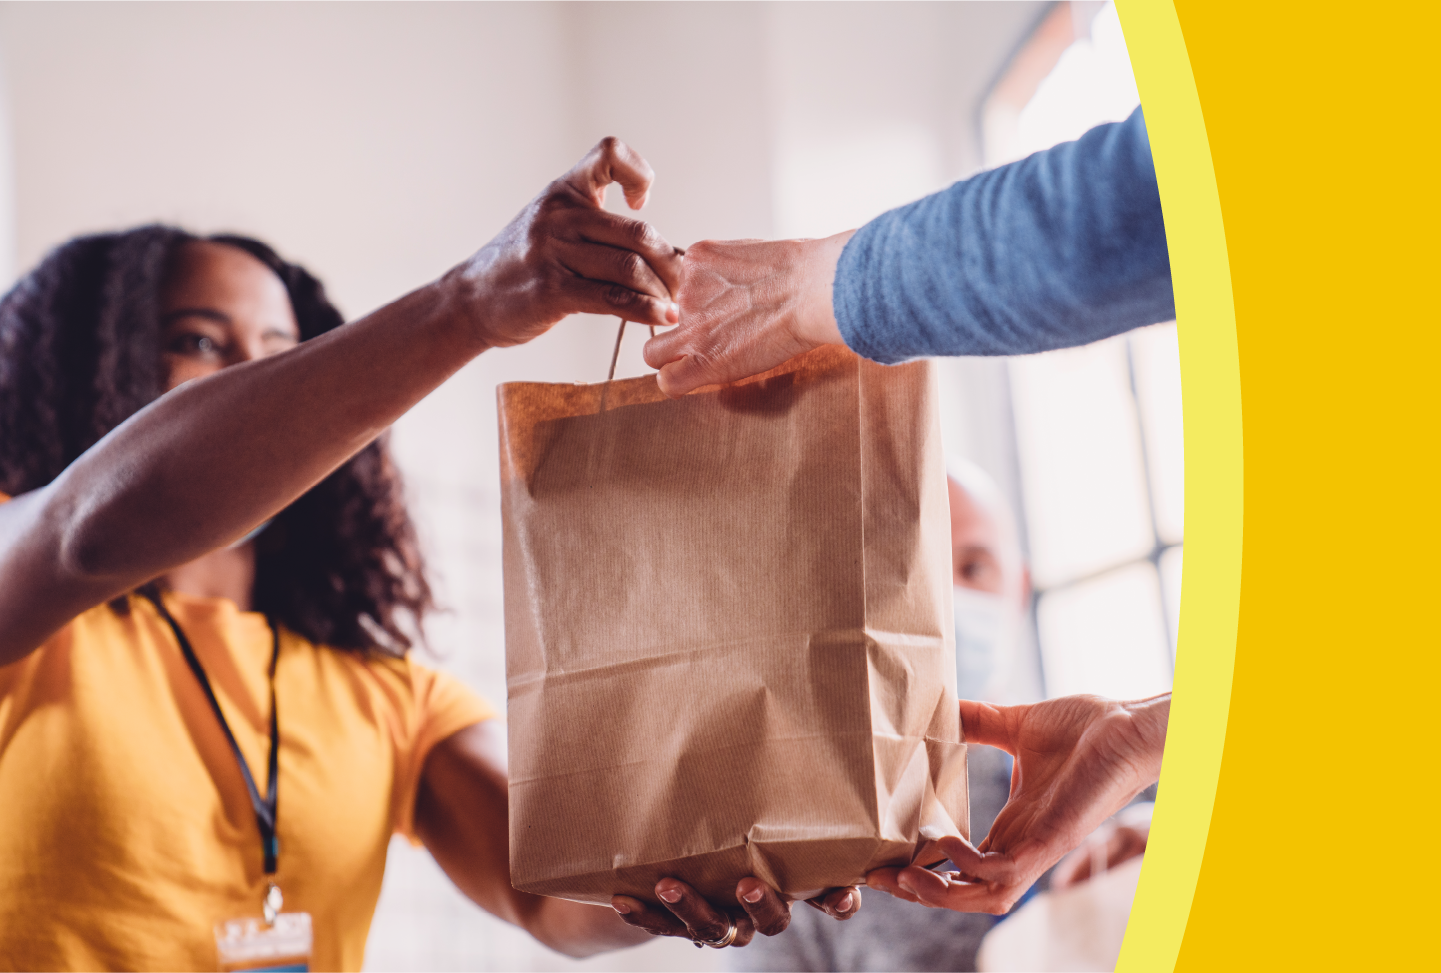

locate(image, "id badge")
[[215, 912, 314, 972]]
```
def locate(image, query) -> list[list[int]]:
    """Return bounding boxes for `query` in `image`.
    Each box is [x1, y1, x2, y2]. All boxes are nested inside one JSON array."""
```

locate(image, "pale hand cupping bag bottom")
[[499, 345, 966, 905]]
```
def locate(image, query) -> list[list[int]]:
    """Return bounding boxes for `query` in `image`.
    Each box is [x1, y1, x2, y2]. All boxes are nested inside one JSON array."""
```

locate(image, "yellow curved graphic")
[[1113, 2, 1243, 970]]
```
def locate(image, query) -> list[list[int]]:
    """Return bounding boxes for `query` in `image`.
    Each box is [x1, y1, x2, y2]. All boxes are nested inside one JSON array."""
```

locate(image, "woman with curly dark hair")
[[0, 223, 438, 653], [0, 140, 840, 971]]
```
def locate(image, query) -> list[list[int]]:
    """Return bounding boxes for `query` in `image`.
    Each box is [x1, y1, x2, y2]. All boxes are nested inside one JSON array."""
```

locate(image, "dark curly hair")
[[0, 225, 433, 653]]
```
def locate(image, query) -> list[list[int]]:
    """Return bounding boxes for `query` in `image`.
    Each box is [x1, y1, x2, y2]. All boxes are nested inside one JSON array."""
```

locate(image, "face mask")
[[954, 585, 1013, 702], [227, 518, 274, 550]]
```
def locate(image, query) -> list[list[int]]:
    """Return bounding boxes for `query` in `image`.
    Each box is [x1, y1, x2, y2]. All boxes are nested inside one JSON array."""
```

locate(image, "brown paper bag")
[[498, 345, 966, 906]]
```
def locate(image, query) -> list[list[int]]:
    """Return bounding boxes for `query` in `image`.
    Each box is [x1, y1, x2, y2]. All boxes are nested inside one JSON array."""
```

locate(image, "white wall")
[[0, 3, 1045, 969]]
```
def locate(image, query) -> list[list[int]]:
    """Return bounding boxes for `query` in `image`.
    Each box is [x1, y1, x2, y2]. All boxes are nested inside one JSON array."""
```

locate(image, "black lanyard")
[[145, 591, 282, 875]]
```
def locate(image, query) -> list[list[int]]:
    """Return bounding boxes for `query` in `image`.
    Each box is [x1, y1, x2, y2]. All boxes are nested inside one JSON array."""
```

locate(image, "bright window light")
[[986, 2, 1181, 698]]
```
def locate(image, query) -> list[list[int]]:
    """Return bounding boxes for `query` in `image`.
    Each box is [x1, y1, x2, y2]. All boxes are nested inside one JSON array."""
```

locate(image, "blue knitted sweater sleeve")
[[832, 107, 1173, 364]]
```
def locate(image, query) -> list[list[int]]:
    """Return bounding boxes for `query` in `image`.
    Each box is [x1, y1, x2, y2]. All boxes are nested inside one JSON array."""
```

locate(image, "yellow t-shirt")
[[0, 589, 495, 971]]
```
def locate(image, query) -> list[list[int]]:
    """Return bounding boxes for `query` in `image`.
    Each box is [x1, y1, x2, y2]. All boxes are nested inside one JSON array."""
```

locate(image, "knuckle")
[[619, 250, 647, 281], [693, 916, 729, 941], [758, 913, 789, 937], [686, 348, 715, 375], [636, 221, 662, 250], [621, 217, 652, 248], [603, 284, 642, 309], [525, 209, 562, 243], [538, 180, 573, 209], [522, 233, 550, 262], [619, 908, 664, 935], [687, 239, 720, 261]]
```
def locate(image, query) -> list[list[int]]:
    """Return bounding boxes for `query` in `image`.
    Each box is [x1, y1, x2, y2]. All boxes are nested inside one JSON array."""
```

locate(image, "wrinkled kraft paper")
[[499, 345, 966, 906]]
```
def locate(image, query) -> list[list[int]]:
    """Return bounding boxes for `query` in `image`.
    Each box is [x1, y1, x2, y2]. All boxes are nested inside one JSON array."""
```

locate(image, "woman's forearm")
[[66, 279, 483, 578], [0, 137, 683, 663], [416, 722, 650, 958], [0, 279, 485, 660]]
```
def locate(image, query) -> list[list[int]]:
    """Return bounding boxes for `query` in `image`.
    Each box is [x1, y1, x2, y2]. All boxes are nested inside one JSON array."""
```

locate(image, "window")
[[984, 2, 1181, 700]]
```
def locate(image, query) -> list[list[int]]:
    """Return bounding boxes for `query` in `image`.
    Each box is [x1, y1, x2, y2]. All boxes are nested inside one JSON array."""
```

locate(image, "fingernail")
[[612, 901, 631, 915], [658, 888, 682, 904], [742, 887, 763, 904], [835, 892, 855, 914]]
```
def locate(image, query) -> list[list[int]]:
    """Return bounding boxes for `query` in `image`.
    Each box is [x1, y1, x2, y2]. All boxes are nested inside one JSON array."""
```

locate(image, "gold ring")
[[693, 916, 738, 949]]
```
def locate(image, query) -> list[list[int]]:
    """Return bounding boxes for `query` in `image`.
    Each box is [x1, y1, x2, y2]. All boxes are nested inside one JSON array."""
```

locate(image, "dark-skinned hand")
[[451, 136, 684, 349], [611, 877, 861, 948]]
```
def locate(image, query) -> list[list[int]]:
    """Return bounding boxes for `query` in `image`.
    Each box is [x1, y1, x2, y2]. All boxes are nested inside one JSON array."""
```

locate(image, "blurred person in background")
[[736, 462, 1029, 973], [0, 138, 854, 970], [649, 107, 1172, 915]]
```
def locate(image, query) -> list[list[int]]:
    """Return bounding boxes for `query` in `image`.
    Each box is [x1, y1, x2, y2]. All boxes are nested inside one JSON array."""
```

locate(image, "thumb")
[[958, 699, 1018, 752], [655, 355, 714, 398], [936, 836, 1021, 888], [937, 835, 984, 874]]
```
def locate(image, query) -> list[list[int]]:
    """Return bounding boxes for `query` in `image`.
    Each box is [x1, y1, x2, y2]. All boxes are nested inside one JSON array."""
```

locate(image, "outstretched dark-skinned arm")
[[0, 138, 681, 667]]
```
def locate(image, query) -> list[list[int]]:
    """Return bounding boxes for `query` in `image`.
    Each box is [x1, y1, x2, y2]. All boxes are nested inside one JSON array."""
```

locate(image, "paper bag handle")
[[602, 319, 659, 412], [606, 318, 659, 382]]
